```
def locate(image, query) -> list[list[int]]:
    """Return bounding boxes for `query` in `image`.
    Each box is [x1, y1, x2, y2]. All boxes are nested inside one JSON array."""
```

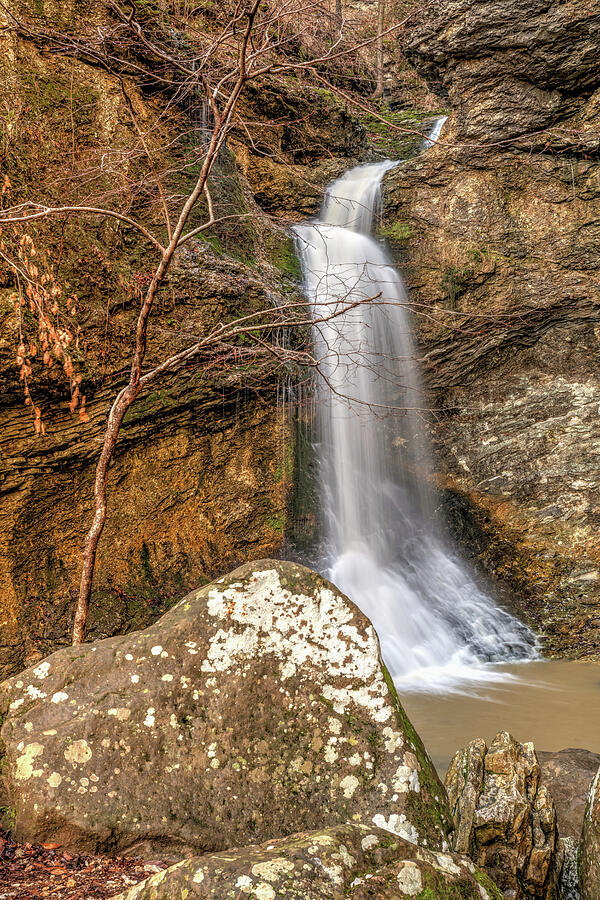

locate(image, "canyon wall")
[[0, 0, 368, 675], [382, 0, 600, 655]]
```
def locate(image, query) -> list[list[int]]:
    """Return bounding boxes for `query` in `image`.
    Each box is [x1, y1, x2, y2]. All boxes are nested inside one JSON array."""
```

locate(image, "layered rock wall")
[[382, 0, 600, 654]]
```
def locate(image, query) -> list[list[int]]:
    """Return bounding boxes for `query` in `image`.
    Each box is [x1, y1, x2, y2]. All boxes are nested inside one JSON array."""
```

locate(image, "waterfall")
[[424, 115, 448, 148], [294, 161, 536, 692]]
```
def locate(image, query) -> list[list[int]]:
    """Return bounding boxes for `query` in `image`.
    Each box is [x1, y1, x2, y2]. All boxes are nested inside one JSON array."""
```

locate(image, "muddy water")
[[401, 660, 600, 776]]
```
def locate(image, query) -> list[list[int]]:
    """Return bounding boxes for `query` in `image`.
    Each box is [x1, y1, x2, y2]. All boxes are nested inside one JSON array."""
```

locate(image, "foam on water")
[[294, 159, 536, 693]]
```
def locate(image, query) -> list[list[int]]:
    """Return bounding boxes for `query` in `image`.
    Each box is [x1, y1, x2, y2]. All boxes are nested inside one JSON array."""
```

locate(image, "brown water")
[[401, 660, 600, 777]]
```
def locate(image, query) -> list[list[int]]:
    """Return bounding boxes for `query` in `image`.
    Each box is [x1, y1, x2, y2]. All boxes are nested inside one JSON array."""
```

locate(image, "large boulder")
[[0, 560, 451, 856], [580, 765, 600, 899], [112, 823, 503, 900], [538, 748, 600, 842], [445, 732, 561, 899]]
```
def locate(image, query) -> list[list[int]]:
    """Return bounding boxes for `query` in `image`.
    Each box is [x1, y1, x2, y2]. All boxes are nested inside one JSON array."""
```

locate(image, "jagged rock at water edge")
[[580, 764, 600, 900], [445, 731, 561, 899]]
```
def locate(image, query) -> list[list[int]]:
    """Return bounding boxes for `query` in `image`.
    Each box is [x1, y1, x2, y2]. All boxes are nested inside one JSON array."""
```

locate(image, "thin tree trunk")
[[374, 0, 385, 98], [335, 0, 342, 29], [70, 56, 250, 644]]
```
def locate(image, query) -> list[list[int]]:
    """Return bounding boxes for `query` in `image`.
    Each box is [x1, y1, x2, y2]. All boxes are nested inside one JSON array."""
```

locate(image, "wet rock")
[[445, 732, 561, 899], [580, 765, 600, 899], [111, 823, 503, 900], [382, 0, 600, 655], [537, 748, 600, 841], [0, 560, 451, 856]]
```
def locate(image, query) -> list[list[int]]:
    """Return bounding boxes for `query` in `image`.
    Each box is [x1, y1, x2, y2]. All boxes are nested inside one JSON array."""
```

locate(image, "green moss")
[[379, 221, 412, 242], [267, 236, 302, 281], [0, 805, 16, 831], [267, 512, 286, 533], [359, 102, 450, 159], [473, 870, 504, 899], [441, 265, 473, 309]]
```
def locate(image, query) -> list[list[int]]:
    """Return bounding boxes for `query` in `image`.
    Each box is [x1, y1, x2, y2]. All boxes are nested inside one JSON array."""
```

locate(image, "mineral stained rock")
[[445, 731, 561, 899], [112, 823, 503, 900], [0, 560, 451, 856]]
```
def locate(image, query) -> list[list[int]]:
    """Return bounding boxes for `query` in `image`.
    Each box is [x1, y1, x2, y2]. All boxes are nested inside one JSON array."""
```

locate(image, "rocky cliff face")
[[382, 0, 600, 656], [0, 1, 368, 677]]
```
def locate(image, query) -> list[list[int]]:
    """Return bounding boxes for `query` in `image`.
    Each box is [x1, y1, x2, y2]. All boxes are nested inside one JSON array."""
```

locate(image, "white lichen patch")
[[336, 844, 356, 868], [144, 708, 155, 727], [251, 858, 295, 881], [361, 834, 379, 851], [25, 685, 46, 701], [397, 861, 423, 896], [192, 868, 205, 883], [15, 743, 44, 781], [201, 570, 392, 723], [64, 740, 92, 766], [372, 813, 418, 844], [47, 772, 62, 788], [108, 708, 131, 721], [254, 883, 276, 900], [340, 775, 359, 798], [151, 646, 163, 656], [51, 691, 69, 704], [33, 661, 50, 680], [434, 853, 461, 876]]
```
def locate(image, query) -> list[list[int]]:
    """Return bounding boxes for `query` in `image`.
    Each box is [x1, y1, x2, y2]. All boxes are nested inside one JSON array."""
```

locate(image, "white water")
[[294, 159, 536, 693], [424, 115, 448, 147]]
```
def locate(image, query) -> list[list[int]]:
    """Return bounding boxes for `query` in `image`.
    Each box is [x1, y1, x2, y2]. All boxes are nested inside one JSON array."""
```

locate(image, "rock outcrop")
[[112, 823, 503, 900], [445, 732, 561, 899], [382, 0, 600, 655], [0, 561, 451, 856], [580, 765, 600, 900]]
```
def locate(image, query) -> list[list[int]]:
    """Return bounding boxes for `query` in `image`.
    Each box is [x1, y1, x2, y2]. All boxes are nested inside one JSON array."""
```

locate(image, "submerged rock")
[[445, 732, 561, 899], [0, 560, 451, 856], [580, 765, 600, 900], [112, 822, 503, 900]]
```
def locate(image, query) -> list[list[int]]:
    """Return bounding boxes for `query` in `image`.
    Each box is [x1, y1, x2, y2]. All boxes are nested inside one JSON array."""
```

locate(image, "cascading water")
[[294, 155, 536, 692]]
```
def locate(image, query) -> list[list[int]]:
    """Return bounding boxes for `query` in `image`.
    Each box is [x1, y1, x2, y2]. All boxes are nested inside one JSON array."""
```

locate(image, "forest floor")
[[0, 830, 168, 899]]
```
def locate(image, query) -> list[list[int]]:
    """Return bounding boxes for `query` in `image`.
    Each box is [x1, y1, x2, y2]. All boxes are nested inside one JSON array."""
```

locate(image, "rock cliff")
[[0, 0, 368, 677], [382, 0, 600, 656]]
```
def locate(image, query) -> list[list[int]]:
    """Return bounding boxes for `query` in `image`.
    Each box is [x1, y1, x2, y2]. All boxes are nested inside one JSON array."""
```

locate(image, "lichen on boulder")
[[0, 560, 451, 856], [445, 731, 561, 899], [111, 823, 503, 900]]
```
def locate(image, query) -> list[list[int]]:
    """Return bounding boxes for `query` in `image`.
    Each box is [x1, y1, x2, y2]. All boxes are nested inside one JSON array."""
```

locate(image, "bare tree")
[[0, 0, 430, 643]]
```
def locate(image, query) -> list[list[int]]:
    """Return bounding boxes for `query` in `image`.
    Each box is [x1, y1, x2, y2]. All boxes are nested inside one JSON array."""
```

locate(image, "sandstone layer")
[[0, 0, 368, 677]]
